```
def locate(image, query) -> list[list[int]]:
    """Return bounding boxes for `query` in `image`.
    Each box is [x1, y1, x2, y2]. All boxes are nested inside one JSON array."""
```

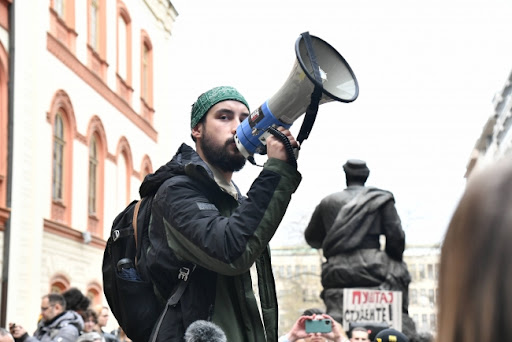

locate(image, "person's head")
[[190, 86, 250, 174], [437, 159, 512, 342], [40, 293, 66, 323], [350, 326, 370, 342], [343, 159, 369, 186], [0, 328, 14, 342], [301, 309, 328, 342], [95, 305, 110, 328], [374, 328, 408, 342], [62, 287, 90, 316], [82, 309, 98, 333]]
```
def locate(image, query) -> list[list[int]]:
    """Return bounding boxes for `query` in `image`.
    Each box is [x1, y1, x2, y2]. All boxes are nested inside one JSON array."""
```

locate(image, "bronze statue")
[[304, 159, 415, 336]]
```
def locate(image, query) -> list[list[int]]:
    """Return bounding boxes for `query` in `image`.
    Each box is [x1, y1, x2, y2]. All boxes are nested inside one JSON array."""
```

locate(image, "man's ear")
[[191, 123, 202, 140]]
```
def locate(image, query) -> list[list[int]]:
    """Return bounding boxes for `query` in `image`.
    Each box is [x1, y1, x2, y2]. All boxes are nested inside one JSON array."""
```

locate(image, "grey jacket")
[[23, 311, 83, 342]]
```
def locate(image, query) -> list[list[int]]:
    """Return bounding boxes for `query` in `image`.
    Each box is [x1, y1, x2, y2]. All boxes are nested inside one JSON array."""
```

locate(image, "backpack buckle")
[[178, 267, 191, 282], [112, 230, 120, 241]]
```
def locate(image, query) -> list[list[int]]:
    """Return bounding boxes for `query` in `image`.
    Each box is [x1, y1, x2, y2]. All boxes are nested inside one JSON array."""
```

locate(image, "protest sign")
[[342, 288, 402, 331]]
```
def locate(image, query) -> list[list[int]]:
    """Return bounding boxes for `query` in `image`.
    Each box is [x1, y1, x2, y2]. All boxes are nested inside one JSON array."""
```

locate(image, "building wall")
[[403, 246, 440, 334], [3, 0, 177, 332], [466, 71, 512, 178], [269, 247, 325, 336]]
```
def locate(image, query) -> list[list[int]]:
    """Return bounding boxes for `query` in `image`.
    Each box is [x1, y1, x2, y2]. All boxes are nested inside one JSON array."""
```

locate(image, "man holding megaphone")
[[141, 85, 302, 342]]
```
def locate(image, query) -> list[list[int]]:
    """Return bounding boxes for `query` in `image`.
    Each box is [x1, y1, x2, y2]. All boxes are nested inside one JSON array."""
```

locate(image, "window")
[[50, 274, 70, 294], [48, 90, 75, 225], [419, 264, 425, 279], [117, 2, 132, 104], [140, 31, 154, 123], [87, 0, 106, 80], [116, 137, 133, 210], [54, 0, 65, 18], [86, 116, 106, 236], [428, 289, 435, 305], [88, 136, 98, 216], [89, 0, 99, 51], [118, 17, 127, 80], [52, 113, 65, 201], [427, 264, 434, 279], [49, 0, 76, 53], [410, 289, 417, 305], [430, 314, 436, 330]]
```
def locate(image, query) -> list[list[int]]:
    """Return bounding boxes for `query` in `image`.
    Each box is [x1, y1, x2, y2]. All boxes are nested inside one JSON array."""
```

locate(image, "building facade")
[[0, 0, 177, 332], [403, 246, 440, 335], [466, 70, 512, 177]]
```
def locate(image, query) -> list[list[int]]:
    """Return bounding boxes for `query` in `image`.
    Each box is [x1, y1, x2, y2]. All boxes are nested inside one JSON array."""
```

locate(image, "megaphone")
[[234, 32, 359, 160]]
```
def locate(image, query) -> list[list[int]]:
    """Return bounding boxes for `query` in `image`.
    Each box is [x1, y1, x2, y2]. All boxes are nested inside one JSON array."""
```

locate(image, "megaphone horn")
[[234, 32, 359, 160]]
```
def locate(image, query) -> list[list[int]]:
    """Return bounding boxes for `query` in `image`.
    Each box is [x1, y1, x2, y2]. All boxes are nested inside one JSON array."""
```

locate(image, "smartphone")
[[305, 319, 332, 333]]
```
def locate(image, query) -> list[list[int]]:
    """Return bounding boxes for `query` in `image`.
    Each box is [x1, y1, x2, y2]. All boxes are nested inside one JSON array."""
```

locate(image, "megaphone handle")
[[267, 126, 298, 168]]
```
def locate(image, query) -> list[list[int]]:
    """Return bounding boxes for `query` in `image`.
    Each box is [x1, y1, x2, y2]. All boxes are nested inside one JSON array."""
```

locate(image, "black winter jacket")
[[142, 143, 301, 342]]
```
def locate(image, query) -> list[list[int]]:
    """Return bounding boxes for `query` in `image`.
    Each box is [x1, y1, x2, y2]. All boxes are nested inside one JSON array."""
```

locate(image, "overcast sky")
[[161, 0, 512, 247]]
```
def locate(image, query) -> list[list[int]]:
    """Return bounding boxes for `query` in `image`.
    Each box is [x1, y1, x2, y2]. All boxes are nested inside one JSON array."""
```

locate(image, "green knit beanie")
[[190, 86, 250, 128]]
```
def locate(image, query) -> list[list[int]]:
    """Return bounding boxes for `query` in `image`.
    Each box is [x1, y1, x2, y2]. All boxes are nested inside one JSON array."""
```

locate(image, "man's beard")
[[200, 129, 246, 173]]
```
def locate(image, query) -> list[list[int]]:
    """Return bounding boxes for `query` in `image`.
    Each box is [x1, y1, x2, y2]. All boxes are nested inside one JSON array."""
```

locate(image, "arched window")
[[140, 31, 154, 124], [48, 90, 76, 225], [53, 113, 65, 201], [50, 274, 70, 293], [116, 1, 132, 104], [86, 116, 106, 236], [86, 282, 102, 306], [88, 136, 98, 216], [116, 137, 133, 209]]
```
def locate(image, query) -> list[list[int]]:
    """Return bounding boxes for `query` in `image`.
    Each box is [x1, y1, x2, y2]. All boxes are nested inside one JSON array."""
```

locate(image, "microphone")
[[184, 320, 227, 342]]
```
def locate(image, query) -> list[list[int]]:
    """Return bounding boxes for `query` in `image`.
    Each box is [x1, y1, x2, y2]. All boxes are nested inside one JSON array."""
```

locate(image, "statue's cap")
[[343, 159, 370, 177]]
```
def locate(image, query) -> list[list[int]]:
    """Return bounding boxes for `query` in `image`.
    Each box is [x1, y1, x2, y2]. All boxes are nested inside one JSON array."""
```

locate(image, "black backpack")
[[102, 195, 195, 342]]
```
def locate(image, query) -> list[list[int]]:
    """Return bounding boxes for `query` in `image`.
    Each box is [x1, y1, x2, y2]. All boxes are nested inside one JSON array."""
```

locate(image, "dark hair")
[[302, 308, 323, 316], [45, 293, 66, 310], [83, 308, 98, 324], [62, 287, 90, 313], [437, 159, 512, 342]]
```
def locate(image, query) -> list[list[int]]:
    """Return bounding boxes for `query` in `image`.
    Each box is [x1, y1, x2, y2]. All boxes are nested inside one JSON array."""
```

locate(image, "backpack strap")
[[132, 198, 144, 248]]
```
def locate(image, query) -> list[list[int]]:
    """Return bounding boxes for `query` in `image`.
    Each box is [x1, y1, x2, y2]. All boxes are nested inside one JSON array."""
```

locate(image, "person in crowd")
[[279, 308, 348, 342], [436, 159, 512, 342], [81, 309, 100, 335], [0, 328, 14, 342], [62, 288, 90, 320], [94, 306, 118, 342], [349, 327, 370, 342], [9, 293, 83, 342], [142, 85, 301, 341], [304, 159, 414, 336], [373, 328, 408, 342]]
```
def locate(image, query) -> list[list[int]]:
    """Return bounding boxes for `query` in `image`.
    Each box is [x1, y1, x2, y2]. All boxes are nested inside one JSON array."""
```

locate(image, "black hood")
[[139, 143, 208, 197]]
